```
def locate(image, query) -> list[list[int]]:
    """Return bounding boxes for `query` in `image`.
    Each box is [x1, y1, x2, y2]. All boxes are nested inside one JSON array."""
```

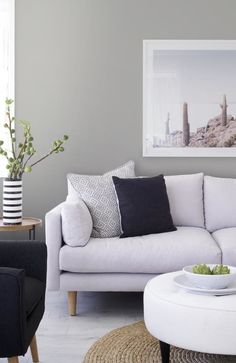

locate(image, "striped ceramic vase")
[[3, 178, 23, 225]]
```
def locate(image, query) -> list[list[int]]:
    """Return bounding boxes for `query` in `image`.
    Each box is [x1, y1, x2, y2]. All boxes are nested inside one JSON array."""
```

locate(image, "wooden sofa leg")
[[30, 335, 39, 362], [68, 291, 77, 316], [8, 357, 19, 363]]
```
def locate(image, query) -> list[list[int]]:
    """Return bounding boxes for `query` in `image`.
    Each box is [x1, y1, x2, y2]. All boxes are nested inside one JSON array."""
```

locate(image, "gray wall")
[[5, 0, 236, 239]]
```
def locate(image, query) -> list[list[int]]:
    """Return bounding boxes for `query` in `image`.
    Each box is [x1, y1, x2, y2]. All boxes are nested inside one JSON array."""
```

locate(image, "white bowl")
[[183, 264, 236, 289]]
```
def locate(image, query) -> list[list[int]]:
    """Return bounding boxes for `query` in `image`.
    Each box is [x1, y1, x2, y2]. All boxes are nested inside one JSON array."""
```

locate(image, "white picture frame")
[[143, 40, 236, 157]]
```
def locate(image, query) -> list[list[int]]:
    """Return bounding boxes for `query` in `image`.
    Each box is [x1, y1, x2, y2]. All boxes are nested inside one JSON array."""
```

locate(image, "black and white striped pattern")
[[3, 179, 23, 225]]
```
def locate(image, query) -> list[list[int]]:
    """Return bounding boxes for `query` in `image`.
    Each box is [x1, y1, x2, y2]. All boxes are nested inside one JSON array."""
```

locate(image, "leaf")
[[5, 98, 14, 105], [24, 166, 32, 173], [19, 120, 31, 128]]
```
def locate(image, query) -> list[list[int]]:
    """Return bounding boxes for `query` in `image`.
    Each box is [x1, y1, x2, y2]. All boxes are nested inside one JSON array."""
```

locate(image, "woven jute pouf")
[[83, 321, 236, 363]]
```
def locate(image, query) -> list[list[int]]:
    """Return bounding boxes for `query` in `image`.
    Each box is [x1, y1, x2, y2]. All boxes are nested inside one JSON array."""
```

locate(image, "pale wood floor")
[[1, 291, 143, 363]]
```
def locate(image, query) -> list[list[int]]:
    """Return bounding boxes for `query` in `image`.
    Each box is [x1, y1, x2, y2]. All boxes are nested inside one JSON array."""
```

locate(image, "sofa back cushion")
[[204, 175, 236, 232], [164, 173, 204, 228], [67, 161, 135, 238]]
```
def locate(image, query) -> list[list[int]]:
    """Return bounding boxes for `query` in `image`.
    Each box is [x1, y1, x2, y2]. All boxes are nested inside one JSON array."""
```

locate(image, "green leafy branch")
[[0, 99, 69, 179]]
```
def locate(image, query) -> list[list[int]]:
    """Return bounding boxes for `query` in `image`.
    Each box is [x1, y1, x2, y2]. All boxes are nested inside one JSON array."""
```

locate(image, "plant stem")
[[7, 109, 16, 159], [29, 145, 61, 169], [19, 154, 33, 178], [7, 122, 16, 178], [17, 137, 27, 160]]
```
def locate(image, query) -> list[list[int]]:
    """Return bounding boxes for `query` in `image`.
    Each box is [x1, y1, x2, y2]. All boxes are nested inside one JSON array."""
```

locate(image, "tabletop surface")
[[0, 217, 42, 231], [145, 271, 236, 311]]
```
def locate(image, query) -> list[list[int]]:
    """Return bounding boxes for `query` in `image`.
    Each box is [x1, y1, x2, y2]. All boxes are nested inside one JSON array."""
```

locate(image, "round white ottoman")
[[144, 271, 236, 363]]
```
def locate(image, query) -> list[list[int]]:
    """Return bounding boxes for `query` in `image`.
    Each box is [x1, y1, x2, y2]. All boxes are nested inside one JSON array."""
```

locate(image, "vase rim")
[[4, 178, 22, 181]]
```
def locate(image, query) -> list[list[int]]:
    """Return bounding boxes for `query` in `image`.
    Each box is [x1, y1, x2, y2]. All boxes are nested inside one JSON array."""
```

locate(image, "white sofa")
[[46, 173, 236, 315]]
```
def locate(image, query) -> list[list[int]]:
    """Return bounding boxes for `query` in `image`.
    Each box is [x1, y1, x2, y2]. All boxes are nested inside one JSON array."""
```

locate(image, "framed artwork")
[[143, 40, 236, 157]]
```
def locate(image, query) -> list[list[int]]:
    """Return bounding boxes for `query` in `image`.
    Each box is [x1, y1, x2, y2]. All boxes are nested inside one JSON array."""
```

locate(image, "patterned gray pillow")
[[67, 161, 135, 238]]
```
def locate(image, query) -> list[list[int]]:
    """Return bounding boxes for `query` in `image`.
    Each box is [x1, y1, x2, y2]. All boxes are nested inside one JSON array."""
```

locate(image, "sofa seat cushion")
[[59, 227, 221, 274], [212, 228, 236, 266]]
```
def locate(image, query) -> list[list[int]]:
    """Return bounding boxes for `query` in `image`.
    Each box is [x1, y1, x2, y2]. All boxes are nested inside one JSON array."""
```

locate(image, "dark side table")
[[0, 217, 42, 240]]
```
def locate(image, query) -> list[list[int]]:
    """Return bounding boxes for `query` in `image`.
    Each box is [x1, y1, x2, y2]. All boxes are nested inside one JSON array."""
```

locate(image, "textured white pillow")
[[61, 200, 93, 247], [205, 175, 236, 232], [165, 173, 204, 228], [67, 161, 135, 238]]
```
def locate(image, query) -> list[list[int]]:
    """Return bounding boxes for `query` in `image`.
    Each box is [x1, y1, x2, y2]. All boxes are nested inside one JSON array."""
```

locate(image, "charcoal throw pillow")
[[67, 161, 135, 238], [112, 175, 176, 238]]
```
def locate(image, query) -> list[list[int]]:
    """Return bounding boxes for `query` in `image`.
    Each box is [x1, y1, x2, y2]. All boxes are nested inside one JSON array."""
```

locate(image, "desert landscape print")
[[161, 94, 236, 148], [143, 42, 236, 156]]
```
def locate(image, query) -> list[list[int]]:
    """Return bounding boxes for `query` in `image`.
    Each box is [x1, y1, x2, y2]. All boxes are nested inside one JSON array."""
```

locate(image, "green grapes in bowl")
[[183, 264, 236, 289], [212, 265, 230, 275], [192, 264, 212, 275], [192, 264, 230, 275]]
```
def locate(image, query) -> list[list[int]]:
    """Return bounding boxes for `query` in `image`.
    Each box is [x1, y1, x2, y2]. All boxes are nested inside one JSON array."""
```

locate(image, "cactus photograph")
[[143, 40, 236, 156]]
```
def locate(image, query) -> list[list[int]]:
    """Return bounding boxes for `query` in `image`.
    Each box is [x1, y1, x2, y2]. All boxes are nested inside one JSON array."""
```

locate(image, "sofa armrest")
[[0, 267, 26, 357], [45, 202, 65, 290], [0, 241, 47, 283]]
